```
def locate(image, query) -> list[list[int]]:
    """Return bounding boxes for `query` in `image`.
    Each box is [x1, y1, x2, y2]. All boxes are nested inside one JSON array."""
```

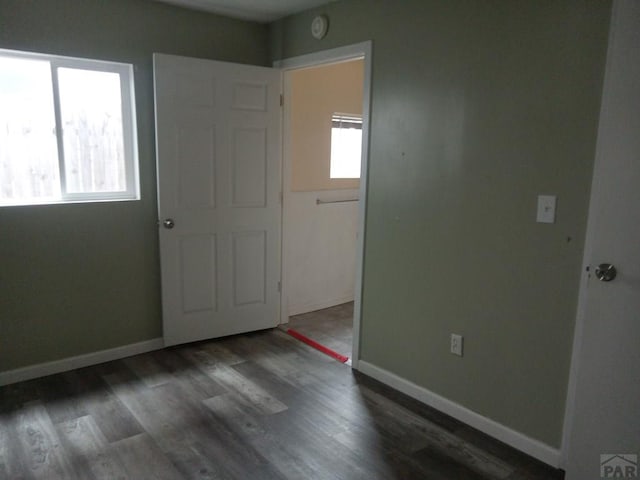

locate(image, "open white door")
[[154, 54, 281, 346], [563, 1, 640, 478]]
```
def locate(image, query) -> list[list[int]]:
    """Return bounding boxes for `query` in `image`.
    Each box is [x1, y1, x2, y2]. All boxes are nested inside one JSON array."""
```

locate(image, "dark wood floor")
[[0, 329, 564, 479], [287, 302, 354, 361]]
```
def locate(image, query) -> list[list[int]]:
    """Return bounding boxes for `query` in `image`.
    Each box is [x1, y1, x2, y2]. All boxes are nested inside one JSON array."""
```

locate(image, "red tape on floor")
[[286, 329, 349, 363]]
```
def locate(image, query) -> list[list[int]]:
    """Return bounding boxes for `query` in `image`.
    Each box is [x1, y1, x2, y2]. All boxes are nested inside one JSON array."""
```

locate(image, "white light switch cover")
[[537, 195, 556, 223]]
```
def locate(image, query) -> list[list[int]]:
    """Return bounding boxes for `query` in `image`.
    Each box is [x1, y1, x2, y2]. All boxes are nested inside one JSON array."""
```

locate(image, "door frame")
[[275, 41, 372, 369]]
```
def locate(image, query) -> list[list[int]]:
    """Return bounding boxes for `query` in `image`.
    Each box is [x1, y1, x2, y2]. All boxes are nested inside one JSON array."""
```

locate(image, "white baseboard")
[[288, 295, 354, 317], [356, 360, 561, 468], [0, 338, 165, 386]]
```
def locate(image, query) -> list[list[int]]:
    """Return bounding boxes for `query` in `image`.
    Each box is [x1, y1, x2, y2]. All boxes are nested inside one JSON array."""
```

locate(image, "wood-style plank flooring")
[[0, 329, 564, 479], [287, 302, 354, 361]]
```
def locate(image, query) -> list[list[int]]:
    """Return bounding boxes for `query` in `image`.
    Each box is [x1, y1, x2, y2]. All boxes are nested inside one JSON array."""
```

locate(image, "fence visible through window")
[[0, 49, 139, 207]]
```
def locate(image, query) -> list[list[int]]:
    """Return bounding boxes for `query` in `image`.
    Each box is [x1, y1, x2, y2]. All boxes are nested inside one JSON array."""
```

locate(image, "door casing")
[[275, 41, 373, 369]]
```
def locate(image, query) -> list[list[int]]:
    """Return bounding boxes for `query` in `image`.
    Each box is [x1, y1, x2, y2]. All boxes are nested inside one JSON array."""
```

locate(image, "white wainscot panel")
[[285, 190, 359, 316]]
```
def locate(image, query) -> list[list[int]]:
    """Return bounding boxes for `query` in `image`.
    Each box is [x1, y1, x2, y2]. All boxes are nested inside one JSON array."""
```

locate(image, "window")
[[0, 49, 139, 206], [330, 113, 362, 179]]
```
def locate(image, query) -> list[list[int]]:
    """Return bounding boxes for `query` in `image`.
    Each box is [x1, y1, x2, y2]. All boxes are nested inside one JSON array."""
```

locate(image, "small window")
[[0, 49, 139, 206], [330, 113, 362, 179]]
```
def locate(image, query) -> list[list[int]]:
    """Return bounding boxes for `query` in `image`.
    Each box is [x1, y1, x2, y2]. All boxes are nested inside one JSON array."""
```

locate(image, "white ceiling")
[[153, 0, 333, 23]]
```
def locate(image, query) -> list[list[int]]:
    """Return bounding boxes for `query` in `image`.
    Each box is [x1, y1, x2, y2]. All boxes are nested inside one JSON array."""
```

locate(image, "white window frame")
[[0, 48, 140, 206]]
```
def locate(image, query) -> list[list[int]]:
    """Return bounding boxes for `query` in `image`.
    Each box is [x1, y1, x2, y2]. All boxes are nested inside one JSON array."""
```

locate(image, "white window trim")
[[0, 48, 140, 207], [331, 112, 363, 129]]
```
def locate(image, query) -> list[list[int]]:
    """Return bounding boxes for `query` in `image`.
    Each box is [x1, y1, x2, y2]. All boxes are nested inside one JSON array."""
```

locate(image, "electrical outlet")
[[451, 334, 463, 357]]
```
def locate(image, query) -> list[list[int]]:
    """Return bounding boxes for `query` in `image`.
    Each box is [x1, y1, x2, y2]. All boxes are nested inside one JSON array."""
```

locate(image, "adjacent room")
[[1, 1, 638, 479], [282, 58, 365, 363]]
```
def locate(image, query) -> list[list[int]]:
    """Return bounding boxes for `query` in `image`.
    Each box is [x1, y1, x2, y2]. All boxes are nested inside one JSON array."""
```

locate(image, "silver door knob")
[[595, 263, 617, 282], [163, 218, 175, 229]]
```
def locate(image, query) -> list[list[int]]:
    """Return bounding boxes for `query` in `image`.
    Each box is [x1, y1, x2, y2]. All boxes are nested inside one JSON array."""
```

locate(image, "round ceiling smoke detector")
[[311, 15, 329, 40]]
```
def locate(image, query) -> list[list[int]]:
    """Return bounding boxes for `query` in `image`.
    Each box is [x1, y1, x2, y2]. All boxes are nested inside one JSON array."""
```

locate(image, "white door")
[[154, 54, 281, 346], [564, 1, 640, 479]]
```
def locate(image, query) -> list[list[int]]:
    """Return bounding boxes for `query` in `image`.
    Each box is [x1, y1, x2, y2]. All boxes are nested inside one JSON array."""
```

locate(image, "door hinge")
[[279, 191, 283, 204], [277, 281, 282, 293], [280, 94, 284, 107]]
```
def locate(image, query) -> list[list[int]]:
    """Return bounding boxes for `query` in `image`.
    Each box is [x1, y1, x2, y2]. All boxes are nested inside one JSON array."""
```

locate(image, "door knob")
[[163, 218, 175, 229], [595, 263, 617, 282]]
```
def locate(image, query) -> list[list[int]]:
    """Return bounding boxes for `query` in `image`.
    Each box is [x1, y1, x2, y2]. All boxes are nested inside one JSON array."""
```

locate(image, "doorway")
[[276, 43, 372, 368]]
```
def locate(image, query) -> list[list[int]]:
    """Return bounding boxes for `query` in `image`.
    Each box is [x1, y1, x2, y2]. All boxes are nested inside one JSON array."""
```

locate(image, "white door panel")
[[564, 2, 640, 478], [154, 54, 281, 346]]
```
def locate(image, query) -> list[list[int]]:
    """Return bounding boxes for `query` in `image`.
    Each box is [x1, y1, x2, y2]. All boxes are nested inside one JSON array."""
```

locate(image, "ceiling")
[[153, 0, 333, 23]]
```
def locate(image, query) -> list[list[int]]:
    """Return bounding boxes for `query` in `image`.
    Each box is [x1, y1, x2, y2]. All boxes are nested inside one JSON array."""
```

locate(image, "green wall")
[[271, 0, 611, 447], [0, 0, 268, 371]]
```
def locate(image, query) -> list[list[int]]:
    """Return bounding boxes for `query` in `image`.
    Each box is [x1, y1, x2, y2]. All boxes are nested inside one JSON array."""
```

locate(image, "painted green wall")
[[271, 0, 611, 447], [0, 0, 268, 371]]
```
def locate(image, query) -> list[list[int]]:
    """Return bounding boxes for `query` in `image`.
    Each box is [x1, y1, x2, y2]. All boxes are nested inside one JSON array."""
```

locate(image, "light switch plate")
[[451, 334, 463, 357], [537, 195, 556, 223]]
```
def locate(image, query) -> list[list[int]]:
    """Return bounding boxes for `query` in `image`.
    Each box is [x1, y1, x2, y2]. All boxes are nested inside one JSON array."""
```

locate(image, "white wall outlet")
[[537, 195, 557, 223], [451, 334, 463, 357]]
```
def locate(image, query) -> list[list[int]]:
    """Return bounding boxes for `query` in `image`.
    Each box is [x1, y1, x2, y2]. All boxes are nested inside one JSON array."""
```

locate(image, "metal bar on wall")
[[316, 198, 359, 205]]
